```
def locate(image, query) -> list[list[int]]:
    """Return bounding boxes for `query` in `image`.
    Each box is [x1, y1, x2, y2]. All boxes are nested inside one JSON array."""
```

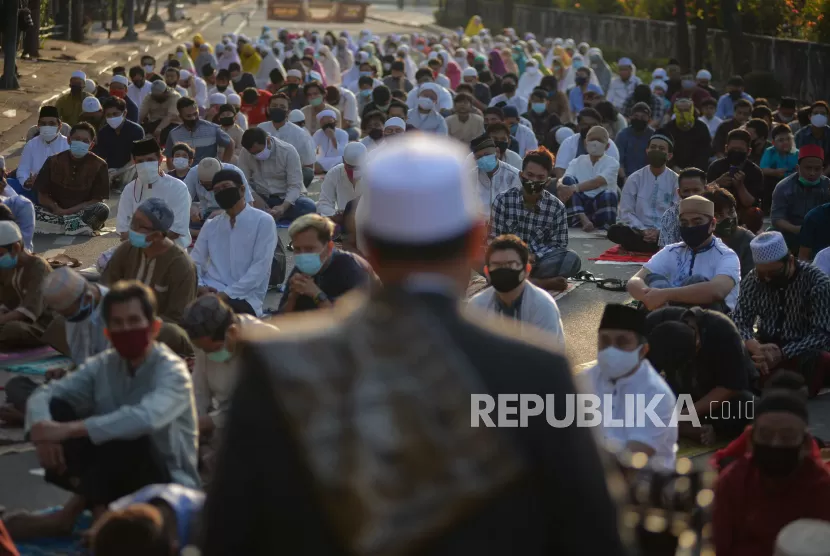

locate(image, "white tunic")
[[17, 135, 70, 184], [313, 128, 349, 172], [564, 154, 621, 198], [555, 133, 620, 170], [513, 123, 538, 157], [317, 163, 364, 216], [338, 87, 359, 126], [619, 166, 679, 230], [127, 81, 153, 110], [472, 161, 521, 221], [116, 174, 193, 248]]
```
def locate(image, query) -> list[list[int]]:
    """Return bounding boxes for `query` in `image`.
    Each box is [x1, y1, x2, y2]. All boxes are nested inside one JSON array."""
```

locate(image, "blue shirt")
[[795, 125, 830, 161], [759, 146, 798, 177], [1, 194, 34, 252], [165, 119, 231, 165], [716, 92, 754, 119], [799, 202, 830, 254], [93, 119, 145, 170], [568, 84, 603, 114], [615, 125, 655, 177]]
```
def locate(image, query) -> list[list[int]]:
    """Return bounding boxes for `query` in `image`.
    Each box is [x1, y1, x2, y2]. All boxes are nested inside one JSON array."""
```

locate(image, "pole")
[[146, 0, 165, 29], [123, 0, 137, 39], [26, 0, 40, 58], [1, 0, 21, 89], [111, 0, 119, 30]]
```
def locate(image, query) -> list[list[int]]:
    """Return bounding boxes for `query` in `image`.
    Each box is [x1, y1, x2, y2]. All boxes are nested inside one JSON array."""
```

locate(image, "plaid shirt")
[[490, 188, 569, 259], [622, 95, 667, 125]]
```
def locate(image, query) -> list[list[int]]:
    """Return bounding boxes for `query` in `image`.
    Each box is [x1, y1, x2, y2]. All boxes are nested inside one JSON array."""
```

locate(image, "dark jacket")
[[659, 120, 712, 172]]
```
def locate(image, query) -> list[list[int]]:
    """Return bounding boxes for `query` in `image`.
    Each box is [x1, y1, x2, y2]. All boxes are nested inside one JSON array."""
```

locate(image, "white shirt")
[[606, 75, 643, 110], [406, 84, 454, 112], [644, 237, 742, 310], [191, 205, 278, 316], [317, 163, 364, 217], [338, 87, 359, 125], [182, 163, 253, 215], [174, 85, 190, 99], [473, 161, 521, 221], [488, 93, 529, 115], [66, 284, 110, 367], [117, 174, 193, 248], [564, 154, 621, 198], [466, 149, 522, 171], [581, 359, 678, 471], [815, 246, 830, 276], [17, 134, 70, 184], [406, 108, 448, 135], [235, 111, 248, 131], [127, 81, 153, 110], [186, 77, 209, 109], [699, 115, 723, 139], [359, 136, 380, 152], [619, 166, 679, 230], [512, 123, 538, 156], [555, 133, 620, 169], [237, 136, 305, 200], [258, 121, 316, 166], [313, 128, 349, 172]]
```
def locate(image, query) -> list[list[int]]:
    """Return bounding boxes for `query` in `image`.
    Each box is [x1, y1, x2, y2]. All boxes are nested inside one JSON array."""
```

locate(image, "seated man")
[[486, 122, 523, 169], [471, 134, 521, 222], [771, 144, 830, 252], [490, 147, 581, 290], [317, 142, 367, 220], [8, 281, 199, 541], [33, 122, 110, 235], [300, 81, 342, 135], [55, 71, 93, 126], [102, 199, 196, 355], [191, 170, 277, 316], [79, 97, 105, 131], [406, 83, 449, 135], [16, 106, 70, 197], [0, 181, 35, 253], [469, 234, 565, 348], [445, 92, 485, 145], [646, 306, 754, 446], [704, 186, 756, 278], [359, 110, 386, 151], [799, 201, 830, 262], [168, 142, 194, 181], [257, 92, 316, 186], [238, 128, 314, 221], [239, 87, 273, 127], [0, 222, 53, 350], [628, 196, 740, 313], [116, 137, 193, 249], [184, 158, 255, 235], [553, 107, 620, 178], [760, 124, 799, 213], [732, 231, 830, 395], [658, 167, 707, 247], [313, 110, 350, 173], [707, 128, 764, 233], [502, 105, 538, 156], [139, 80, 182, 146], [279, 214, 370, 313], [608, 133, 678, 253], [581, 303, 678, 470], [94, 97, 144, 190], [558, 126, 621, 231]]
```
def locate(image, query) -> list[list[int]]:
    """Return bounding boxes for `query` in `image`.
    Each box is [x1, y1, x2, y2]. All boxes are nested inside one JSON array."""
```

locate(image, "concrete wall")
[[444, 0, 830, 102]]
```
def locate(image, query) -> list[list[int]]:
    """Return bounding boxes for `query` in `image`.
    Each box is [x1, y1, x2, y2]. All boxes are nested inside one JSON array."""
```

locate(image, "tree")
[[674, 0, 692, 70], [693, 0, 708, 70], [722, 0, 749, 75]]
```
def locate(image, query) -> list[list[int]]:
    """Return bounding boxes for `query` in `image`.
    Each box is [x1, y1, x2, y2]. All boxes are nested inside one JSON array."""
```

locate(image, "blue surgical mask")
[[207, 347, 233, 363], [295, 252, 323, 275], [70, 141, 90, 158], [67, 292, 95, 323], [129, 229, 149, 248], [359, 89, 372, 97], [531, 102, 546, 114], [359, 71, 373, 77], [476, 154, 498, 173], [509, 123, 518, 135], [0, 252, 17, 269]]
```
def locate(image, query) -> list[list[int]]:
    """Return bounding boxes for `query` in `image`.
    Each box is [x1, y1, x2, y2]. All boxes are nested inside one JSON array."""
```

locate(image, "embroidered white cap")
[[696, 69, 712, 80], [84, 79, 97, 94], [289, 109, 305, 123], [343, 142, 367, 166], [71, 70, 87, 81], [775, 518, 830, 556], [180, 70, 192, 81], [316, 109, 337, 122], [750, 231, 789, 264], [111, 75, 129, 86], [555, 126, 575, 145], [209, 93, 227, 105], [384, 117, 405, 130], [82, 97, 102, 113], [0, 221, 22, 245], [286, 69, 303, 79], [462, 67, 478, 78]]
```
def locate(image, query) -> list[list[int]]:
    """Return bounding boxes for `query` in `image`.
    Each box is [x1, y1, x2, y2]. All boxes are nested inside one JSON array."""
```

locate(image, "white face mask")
[[143, 64, 154, 74], [39, 125, 58, 141], [136, 160, 161, 184], [597, 346, 643, 380], [106, 116, 124, 129], [255, 147, 271, 161], [586, 140, 606, 156], [811, 114, 828, 128], [418, 97, 434, 111], [172, 157, 190, 170]]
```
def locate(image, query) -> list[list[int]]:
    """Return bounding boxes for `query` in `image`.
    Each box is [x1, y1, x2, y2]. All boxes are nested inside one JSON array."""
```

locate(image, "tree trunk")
[[25, 0, 40, 58], [674, 0, 692, 71], [138, 0, 152, 23], [70, 0, 85, 42], [722, 0, 749, 75], [692, 1, 708, 70], [111, 0, 120, 30]]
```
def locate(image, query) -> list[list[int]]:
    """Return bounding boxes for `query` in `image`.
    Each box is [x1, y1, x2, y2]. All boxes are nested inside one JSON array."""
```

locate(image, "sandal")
[[573, 270, 596, 282], [596, 278, 627, 292]]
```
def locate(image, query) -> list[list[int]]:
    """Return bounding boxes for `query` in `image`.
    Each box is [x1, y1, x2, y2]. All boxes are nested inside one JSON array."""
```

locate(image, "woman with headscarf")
[[453, 47, 469, 70], [302, 48, 328, 86], [194, 43, 218, 76], [397, 45, 417, 83], [255, 44, 285, 89], [488, 49, 507, 76], [464, 15, 484, 37], [500, 47, 518, 75], [334, 36, 354, 77], [175, 44, 196, 73], [511, 44, 528, 75], [317, 46, 342, 86], [531, 53, 551, 76], [516, 59, 543, 99], [219, 43, 241, 71], [272, 40, 286, 64], [190, 34, 211, 62], [441, 51, 462, 89], [560, 53, 599, 92], [587, 48, 612, 93], [240, 43, 262, 74]]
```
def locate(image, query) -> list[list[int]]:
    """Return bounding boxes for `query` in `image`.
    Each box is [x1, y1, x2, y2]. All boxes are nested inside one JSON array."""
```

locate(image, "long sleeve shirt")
[[490, 188, 569, 260], [258, 121, 316, 166], [606, 76, 642, 110], [65, 285, 110, 366], [139, 91, 181, 124], [116, 174, 193, 249], [54, 92, 92, 126], [732, 262, 830, 359], [317, 163, 364, 216], [183, 162, 253, 215], [619, 166, 678, 230], [473, 162, 522, 221], [313, 128, 350, 172], [93, 119, 145, 170], [127, 81, 153, 110], [564, 154, 620, 198], [2, 195, 35, 252], [25, 343, 200, 488], [190, 205, 278, 315], [512, 123, 538, 157], [715, 92, 754, 120], [237, 135, 305, 201], [406, 109, 449, 135], [17, 135, 70, 184]]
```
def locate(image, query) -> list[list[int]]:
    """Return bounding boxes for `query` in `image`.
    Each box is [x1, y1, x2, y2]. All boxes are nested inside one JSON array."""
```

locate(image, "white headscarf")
[[516, 60, 542, 99], [219, 43, 241, 71], [317, 46, 342, 86], [398, 45, 417, 83], [255, 47, 285, 88]]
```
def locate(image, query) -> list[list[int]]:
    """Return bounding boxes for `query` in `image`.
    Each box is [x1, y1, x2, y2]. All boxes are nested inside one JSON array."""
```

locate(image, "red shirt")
[[712, 426, 825, 472], [239, 89, 272, 126], [0, 520, 19, 556], [713, 455, 830, 556]]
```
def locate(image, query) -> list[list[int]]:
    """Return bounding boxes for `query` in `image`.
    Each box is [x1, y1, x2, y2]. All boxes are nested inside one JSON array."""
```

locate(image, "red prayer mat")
[[589, 245, 653, 264]]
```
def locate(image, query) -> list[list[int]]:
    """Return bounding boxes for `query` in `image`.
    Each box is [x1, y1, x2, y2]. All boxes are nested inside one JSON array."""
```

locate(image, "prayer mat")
[[33, 206, 94, 237], [589, 245, 652, 265], [0, 347, 60, 367], [1, 356, 73, 377], [568, 228, 610, 240], [16, 508, 93, 556]]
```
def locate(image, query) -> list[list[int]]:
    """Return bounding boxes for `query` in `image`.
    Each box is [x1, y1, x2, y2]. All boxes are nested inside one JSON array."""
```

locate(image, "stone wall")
[[444, 0, 830, 102]]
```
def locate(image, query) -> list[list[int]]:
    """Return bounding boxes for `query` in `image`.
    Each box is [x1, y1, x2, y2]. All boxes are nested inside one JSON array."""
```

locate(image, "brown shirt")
[[101, 241, 197, 323], [0, 254, 53, 329], [301, 103, 343, 135], [34, 151, 109, 209]]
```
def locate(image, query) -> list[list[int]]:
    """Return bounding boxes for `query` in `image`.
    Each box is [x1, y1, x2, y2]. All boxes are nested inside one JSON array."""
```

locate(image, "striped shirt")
[[165, 119, 231, 165]]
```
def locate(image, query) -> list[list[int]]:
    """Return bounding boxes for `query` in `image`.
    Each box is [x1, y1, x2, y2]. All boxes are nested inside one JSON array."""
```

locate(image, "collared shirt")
[[55, 91, 93, 126], [564, 154, 621, 198], [760, 146, 798, 177], [182, 162, 253, 215], [644, 237, 742, 310], [238, 135, 305, 200], [472, 161, 521, 221], [715, 92, 754, 119], [93, 119, 145, 170], [770, 172, 830, 227], [337, 87, 359, 124], [65, 284, 109, 366], [446, 113, 486, 145], [165, 119, 231, 165], [554, 133, 620, 169], [1, 194, 35, 252], [619, 166, 678, 230], [34, 151, 109, 209], [127, 80, 153, 109], [313, 128, 350, 172], [117, 174, 193, 248], [795, 125, 830, 161], [25, 342, 200, 488], [406, 108, 449, 135], [490, 187, 569, 260], [17, 135, 70, 184], [0, 254, 51, 326], [301, 104, 342, 135], [258, 120, 316, 166], [732, 261, 830, 359], [616, 126, 656, 176], [606, 75, 642, 110], [658, 202, 680, 247], [581, 359, 678, 471], [139, 91, 182, 124], [317, 163, 364, 216], [277, 249, 371, 313], [511, 123, 538, 156], [488, 93, 529, 115], [191, 205, 278, 316]]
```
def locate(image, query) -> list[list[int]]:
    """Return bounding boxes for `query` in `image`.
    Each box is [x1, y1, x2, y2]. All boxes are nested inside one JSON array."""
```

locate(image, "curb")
[[364, 13, 452, 34]]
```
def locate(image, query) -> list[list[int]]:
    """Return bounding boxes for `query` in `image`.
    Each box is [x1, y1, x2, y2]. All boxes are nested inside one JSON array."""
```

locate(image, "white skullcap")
[[419, 82, 440, 96], [358, 135, 481, 244], [286, 69, 303, 79], [652, 68, 667, 79], [197, 158, 222, 182], [555, 126, 575, 145], [179, 70, 191, 80], [775, 519, 830, 556], [308, 70, 322, 82], [84, 79, 97, 94], [289, 109, 305, 123], [618, 57, 633, 67], [0, 221, 22, 245], [427, 51, 439, 61], [384, 117, 405, 130], [227, 93, 241, 106], [751, 231, 789, 264], [650, 79, 667, 92], [696, 69, 712, 80], [209, 93, 227, 105], [357, 51, 370, 63], [71, 70, 87, 81], [111, 75, 129, 86], [343, 142, 367, 166], [82, 97, 102, 113], [316, 109, 337, 122], [42, 267, 87, 311], [462, 67, 478, 78]]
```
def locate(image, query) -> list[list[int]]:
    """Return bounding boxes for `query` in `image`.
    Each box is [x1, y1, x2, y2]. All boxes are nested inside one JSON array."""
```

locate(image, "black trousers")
[[46, 399, 171, 507], [606, 224, 660, 253], [225, 298, 256, 316]]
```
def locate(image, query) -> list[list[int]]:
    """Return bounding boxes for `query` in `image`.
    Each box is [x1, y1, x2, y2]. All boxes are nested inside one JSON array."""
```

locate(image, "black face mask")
[[215, 186, 241, 210], [729, 90, 742, 100], [182, 117, 199, 129], [133, 80, 145, 88], [752, 440, 803, 477], [521, 177, 547, 194], [368, 128, 384, 140], [502, 82, 516, 94], [630, 119, 647, 132], [494, 140, 509, 154], [216, 85, 228, 93], [219, 116, 235, 127], [70, 84, 83, 94], [269, 108, 287, 123], [715, 217, 737, 237], [679, 222, 712, 249], [726, 149, 748, 165], [488, 267, 524, 293], [322, 122, 336, 131]]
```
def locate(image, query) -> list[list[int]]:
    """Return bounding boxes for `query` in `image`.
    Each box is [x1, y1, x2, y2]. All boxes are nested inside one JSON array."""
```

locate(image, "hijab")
[[240, 43, 262, 74], [255, 46, 285, 89], [194, 43, 218, 76], [531, 53, 551, 76], [488, 49, 506, 76], [587, 48, 612, 93], [318, 46, 342, 86], [175, 45, 196, 73], [517, 60, 543, 98], [219, 43, 241, 71], [334, 38, 355, 75], [465, 15, 484, 37], [501, 48, 518, 75]]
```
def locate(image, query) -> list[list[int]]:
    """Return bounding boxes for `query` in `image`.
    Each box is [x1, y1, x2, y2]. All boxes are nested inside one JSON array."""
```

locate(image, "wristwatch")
[[313, 291, 329, 305]]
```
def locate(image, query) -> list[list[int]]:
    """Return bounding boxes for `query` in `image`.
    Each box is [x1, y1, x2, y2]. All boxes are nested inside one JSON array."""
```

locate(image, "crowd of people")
[[0, 17, 828, 556]]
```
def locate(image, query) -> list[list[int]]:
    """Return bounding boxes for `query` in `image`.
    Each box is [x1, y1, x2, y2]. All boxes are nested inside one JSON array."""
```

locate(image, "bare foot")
[[4, 511, 75, 540], [531, 276, 568, 292], [579, 216, 595, 232], [0, 404, 24, 426]]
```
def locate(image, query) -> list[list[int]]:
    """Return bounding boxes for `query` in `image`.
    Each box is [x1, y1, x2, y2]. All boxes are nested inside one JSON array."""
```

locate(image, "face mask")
[[215, 186, 241, 210], [586, 140, 606, 156], [715, 217, 737, 237], [176, 51, 184, 59], [811, 114, 828, 128], [729, 90, 742, 100], [109, 87, 127, 98], [207, 347, 233, 363], [70, 84, 83, 94], [647, 149, 668, 167], [143, 65, 154, 74], [681, 80, 696, 90], [476, 153, 498, 173], [309, 96, 323, 107], [70, 141, 90, 158], [322, 122, 336, 131], [172, 157, 190, 170], [502, 82, 516, 94], [254, 146, 271, 161], [219, 116, 235, 127], [726, 149, 747, 165], [0, 253, 17, 269], [418, 97, 434, 111], [487, 267, 524, 293], [359, 71, 373, 77], [680, 222, 712, 249], [136, 161, 160, 184], [574, 76, 588, 86], [217, 85, 228, 93], [494, 140, 509, 154], [107, 116, 124, 129], [521, 177, 547, 194], [129, 229, 150, 248], [597, 346, 642, 380], [231, 74, 242, 83], [799, 176, 822, 187], [358, 89, 373, 99], [369, 128, 384, 140], [295, 252, 324, 275], [752, 440, 803, 477], [630, 119, 647, 132], [39, 126, 58, 141], [67, 293, 94, 323], [108, 326, 153, 360]]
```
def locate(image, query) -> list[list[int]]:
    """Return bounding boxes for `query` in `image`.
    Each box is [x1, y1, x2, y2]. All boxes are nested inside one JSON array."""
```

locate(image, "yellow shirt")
[[54, 91, 92, 126]]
